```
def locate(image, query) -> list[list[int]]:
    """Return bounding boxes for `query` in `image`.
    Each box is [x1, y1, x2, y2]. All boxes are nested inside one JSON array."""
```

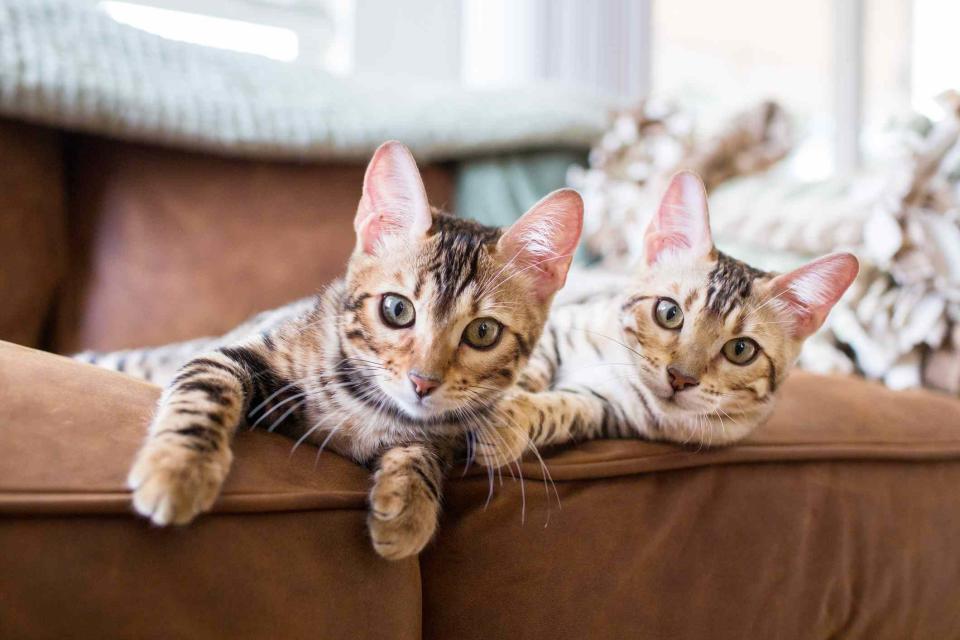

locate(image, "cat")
[[470, 171, 859, 469], [110, 140, 583, 560]]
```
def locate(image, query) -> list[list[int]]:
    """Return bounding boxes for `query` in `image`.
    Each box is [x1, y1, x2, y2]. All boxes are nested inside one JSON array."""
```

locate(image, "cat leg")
[[475, 389, 612, 468], [127, 348, 258, 525], [367, 443, 446, 560]]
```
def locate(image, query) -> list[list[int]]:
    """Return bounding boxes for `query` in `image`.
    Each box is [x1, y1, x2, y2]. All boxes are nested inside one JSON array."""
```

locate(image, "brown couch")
[[2, 119, 960, 638], [4, 343, 960, 639]]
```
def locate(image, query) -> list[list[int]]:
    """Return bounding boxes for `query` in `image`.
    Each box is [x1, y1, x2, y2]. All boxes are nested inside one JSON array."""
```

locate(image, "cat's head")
[[342, 141, 582, 426], [620, 172, 859, 444]]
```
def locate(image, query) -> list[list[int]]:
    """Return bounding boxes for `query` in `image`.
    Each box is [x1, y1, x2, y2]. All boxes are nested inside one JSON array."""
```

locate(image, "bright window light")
[[912, 0, 960, 118], [99, 2, 299, 62]]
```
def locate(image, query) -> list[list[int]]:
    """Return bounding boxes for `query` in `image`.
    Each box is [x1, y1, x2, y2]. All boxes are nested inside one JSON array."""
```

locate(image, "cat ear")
[[355, 141, 432, 254], [643, 171, 713, 265], [766, 252, 859, 338], [497, 189, 584, 302]]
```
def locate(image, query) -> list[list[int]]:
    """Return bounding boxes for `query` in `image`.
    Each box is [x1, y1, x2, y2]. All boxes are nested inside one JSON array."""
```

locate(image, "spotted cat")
[[473, 172, 859, 468], [99, 141, 582, 559]]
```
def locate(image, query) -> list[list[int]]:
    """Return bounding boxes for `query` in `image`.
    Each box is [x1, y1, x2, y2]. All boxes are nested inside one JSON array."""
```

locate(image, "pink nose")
[[667, 366, 699, 392], [408, 372, 440, 398]]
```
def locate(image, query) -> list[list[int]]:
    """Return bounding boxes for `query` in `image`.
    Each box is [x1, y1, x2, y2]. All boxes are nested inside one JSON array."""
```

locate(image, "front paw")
[[367, 456, 439, 560], [474, 391, 533, 469], [127, 440, 231, 526], [475, 422, 529, 468]]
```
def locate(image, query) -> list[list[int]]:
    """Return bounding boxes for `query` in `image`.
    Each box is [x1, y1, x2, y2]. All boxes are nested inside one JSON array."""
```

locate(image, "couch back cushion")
[[54, 137, 453, 352], [0, 119, 65, 349]]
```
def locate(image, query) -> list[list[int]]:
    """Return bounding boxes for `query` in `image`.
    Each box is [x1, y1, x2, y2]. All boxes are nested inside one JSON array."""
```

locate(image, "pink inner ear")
[[355, 141, 431, 254], [644, 171, 712, 265], [769, 252, 860, 338], [498, 189, 584, 301]]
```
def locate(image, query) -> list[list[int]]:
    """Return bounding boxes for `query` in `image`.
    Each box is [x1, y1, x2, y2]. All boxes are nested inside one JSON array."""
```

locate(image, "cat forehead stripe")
[[705, 251, 770, 317], [427, 213, 502, 318]]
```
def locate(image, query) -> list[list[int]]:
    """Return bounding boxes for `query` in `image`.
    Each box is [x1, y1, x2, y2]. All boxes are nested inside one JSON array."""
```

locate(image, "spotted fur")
[[108, 142, 583, 560], [474, 172, 858, 468]]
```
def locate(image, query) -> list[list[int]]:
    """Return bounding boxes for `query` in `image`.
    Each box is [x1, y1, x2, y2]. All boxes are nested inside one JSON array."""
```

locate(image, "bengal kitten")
[[472, 172, 859, 468], [109, 141, 583, 559]]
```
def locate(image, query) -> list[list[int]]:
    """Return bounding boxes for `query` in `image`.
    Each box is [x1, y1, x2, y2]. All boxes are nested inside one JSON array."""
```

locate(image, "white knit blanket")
[[0, 0, 611, 161]]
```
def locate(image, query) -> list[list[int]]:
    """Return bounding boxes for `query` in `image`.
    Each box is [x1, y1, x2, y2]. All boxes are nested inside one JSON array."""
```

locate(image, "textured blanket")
[[0, 0, 611, 161], [575, 97, 960, 396]]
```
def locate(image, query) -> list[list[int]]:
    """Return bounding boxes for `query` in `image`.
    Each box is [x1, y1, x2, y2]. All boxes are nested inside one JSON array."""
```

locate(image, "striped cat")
[[472, 172, 859, 469], [103, 141, 583, 559]]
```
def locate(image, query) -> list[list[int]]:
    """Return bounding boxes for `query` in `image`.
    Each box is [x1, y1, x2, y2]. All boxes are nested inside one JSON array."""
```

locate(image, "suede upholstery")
[[2, 342, 959, 639], [0, 342, 422, 640], [0, 119, 65, 349]]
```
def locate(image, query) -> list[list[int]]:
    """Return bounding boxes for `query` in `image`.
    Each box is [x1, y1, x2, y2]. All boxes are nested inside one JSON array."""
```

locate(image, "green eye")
[[722, 337, 759, 365], [462, 317, 503, 350], [654, 298, 684, 330], [380, 294, 415, 328]]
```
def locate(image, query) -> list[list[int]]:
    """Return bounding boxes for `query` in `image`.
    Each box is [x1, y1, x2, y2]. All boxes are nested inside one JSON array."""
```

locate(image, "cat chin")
[[656, 401, 769, 446], [650, 392, 724, 423], [384, 390, 461, 423], [390, 397, 442, 420]]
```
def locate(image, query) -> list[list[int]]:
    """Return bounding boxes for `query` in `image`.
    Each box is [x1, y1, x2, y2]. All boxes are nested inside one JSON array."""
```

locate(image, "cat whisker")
[[517, 456, 526, 525], [250, 390, 311, 429], [247, 374, 318, 417], [475, 427, 525, 524], [450, 405, 483, 475], [481, 251, 575, 300], [477, 237, 555, 296], [475, 248, 524, 300], [713, 409, 728, 442], [743, 287, 792, 320], [524, 435, 561, 524], [291, 414, 345, 458], [572, 327, 652, 363], [462, 429, 476, 476], [715, 405, 740, 429], [290, 418, 326, 454], [485, 406, 559, 525], [484, 460, 495, 510], [266, 394, 315, 433], [313, 423, 345, 469], [695, 414, 707, 452]]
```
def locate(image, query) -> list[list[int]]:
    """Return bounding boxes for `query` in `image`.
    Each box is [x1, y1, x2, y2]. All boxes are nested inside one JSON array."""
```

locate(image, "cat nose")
[[408, 372, 441, 398], [667, 366, 699, 392]]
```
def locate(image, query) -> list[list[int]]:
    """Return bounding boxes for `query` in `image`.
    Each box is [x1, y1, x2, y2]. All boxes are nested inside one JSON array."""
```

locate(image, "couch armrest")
[[0, 341, 421, 639], [425, 372, 960, 639]]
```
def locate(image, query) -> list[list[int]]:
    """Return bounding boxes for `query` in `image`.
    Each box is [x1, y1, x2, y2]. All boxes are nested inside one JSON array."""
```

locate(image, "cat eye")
[[462, 317, 503, 350], [380, 294, 415, 328], [722, 337, 760, 365], [654, 298, 684, 330]]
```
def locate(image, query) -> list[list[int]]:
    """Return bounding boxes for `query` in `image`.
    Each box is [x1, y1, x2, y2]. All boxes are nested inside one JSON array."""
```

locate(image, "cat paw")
[[127, 440, 231, 526], [367, 453, 439, 560], [475, 422, 529, 468], [474, 391, 533, 468]]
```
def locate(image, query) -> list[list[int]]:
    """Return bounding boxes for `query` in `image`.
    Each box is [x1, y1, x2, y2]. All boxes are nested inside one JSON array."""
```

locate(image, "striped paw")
[[127, 439, 232, 526], [367, 451, 440, 560]]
